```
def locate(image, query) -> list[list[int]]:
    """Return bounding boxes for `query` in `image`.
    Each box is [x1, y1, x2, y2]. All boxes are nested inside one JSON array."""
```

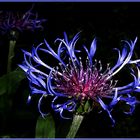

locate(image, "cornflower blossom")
[[19, 32, 140, 124], [0, 6, 46, 34]]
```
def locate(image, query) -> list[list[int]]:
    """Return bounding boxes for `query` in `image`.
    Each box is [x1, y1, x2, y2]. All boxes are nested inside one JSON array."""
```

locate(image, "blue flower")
[[19, 32, 140, 124], [0, 5, 46, 34]]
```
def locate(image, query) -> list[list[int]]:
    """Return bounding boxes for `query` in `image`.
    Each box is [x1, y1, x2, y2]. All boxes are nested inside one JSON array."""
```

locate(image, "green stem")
[[66, 115, 84, 138], [7, 40, 16, 73], [6, 30, 17, 97]]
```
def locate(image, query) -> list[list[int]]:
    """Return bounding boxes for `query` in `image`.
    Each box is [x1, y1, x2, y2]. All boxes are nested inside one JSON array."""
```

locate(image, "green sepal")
[[84, 100, 91, 113], [76, 100, 92, 115]]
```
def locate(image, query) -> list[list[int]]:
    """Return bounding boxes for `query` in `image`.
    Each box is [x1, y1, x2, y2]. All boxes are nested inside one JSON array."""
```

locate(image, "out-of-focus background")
[[0, 2, 140, 138]]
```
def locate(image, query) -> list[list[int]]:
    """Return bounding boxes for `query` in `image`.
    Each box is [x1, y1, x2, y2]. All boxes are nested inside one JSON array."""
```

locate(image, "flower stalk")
[[66, 115, 84, 138], [7, 30, 17, 73]]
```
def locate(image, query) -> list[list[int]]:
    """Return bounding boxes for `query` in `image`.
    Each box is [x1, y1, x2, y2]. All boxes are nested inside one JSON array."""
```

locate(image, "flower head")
[[0, 5, 46, 34], [19, 32, 140, 124]]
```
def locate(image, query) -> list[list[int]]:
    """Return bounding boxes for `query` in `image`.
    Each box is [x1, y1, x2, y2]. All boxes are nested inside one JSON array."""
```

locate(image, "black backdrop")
[[0, 2, 140, 138]]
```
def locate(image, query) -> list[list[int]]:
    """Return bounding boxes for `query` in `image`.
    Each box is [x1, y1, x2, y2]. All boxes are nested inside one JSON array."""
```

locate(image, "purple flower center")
[[53, 58, 117, 101]]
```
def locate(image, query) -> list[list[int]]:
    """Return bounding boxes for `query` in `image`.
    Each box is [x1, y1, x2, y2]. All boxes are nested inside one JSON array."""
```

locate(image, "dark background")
[[0, 2, 140, 138], [1, 2, 140, 75]]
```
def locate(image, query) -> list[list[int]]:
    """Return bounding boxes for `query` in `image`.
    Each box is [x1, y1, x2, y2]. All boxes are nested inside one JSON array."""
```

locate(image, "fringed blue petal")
[[21, 49, 50, 76], [63, 32, 69, 44], [98, 97, 115, 124], [69, 32, 81, 51], [28, 71, 46, 89], [90, 38, 96, 62], [18, 64, 28, 72], [83, 45, 93, 66], [82, 38, 97, 66], [109, 88, 121, 107], [27, 95, 32, 104], [120, 95, 138, 114], [31, 89, 46, 94], [43, 39, 66, 66], [108, 37, 138, 79], [38, 95, 48, 118], [55, 32, 80, 66], [51, 96, 75, 119], [47, 70, 68, 97], [116, 66, 140, 95]]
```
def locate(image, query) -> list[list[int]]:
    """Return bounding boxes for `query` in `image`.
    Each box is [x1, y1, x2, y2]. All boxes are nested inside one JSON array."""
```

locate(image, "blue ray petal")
[[90, 38, 96, 61], [98, 97, 115, 124]]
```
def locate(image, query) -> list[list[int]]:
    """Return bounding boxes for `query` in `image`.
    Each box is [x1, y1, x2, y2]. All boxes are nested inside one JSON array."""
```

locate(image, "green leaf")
[[0, 68, 25, 96], [35, 114, 55, 138]]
